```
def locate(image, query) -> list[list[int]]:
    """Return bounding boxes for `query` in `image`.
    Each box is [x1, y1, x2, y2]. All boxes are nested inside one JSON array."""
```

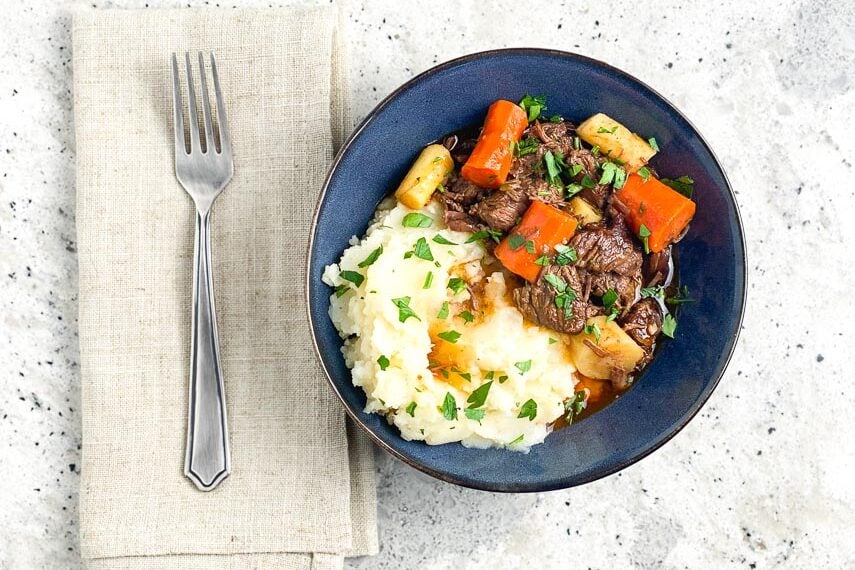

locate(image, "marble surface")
[[2, 0, 854, 568]]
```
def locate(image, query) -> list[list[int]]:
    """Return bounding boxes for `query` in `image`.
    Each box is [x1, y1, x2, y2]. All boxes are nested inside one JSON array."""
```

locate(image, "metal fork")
[[171, 52, 233, 491]]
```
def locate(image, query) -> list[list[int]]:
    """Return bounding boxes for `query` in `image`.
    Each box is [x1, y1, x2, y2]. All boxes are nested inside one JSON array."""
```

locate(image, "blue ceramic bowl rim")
[[306, 48, 747, 492]]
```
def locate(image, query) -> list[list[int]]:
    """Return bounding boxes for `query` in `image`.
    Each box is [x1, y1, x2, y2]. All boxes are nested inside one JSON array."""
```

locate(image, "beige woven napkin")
[[72, 6, 377, 569]]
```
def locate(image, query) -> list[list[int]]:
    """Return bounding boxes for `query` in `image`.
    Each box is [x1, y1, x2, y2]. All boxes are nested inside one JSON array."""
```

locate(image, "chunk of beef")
[[470, 185, 529, 232], [620, 298, 663, 370], [570, 218, 643, 277], [512, 265, 602, 334], [444, 210, 483, 233], [442, 130, 480, 166], [578, 268, 638, 309], [532, 120, 576, 156], [504, 174, 563, 206], [443, 174, 486, 207], [509, 152, 541, 178], [439, 174, 488, 232], [564, 148, 611, 209], [643, 246, 672, 288]]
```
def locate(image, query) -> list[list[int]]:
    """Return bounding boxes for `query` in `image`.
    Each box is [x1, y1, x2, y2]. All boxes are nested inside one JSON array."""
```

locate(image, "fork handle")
[[184, 210, 230, 491]]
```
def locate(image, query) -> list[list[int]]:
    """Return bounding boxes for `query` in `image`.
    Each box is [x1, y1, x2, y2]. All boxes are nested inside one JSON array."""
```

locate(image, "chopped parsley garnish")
[[498, 375, 509, 384], [358, 245, 383, 268], [409, 237, 434, 261], [518, 94, 547, 122], [436, 183, 446, 193], [640, 285, 665, 300], [339, 270, 364, 288], [457, 310, 475, 324], [602, 288, 618, 311], [405, 401, 417, 417], [584, 322, 601, 343], [391, 296, 420, 323], [573, 136, 581, 150], [515, 137, 540, 157], [638, 224, 651, 254], [402, 212, 433, 228], [437, 330, 462, 343], [580, 175, 597, 189], [543, 273, 577, 318], [334, 284, 349, 298], [661, 314, 677, 338], [569, 163, 584, 177], [564, 390, 588, 424], [613, 166, 627, 189], [464, 408, 485, 421], [377, 355, 390, 371], [648, 137, 660, 152], [543, 273, 567, 291], [534, 254, 551, 266], [525, 240, 536, 254], [485, 371, 495, 380], [509, 434, 524, 446], [666, 285, 694, 305], [508, 233, 527, 250], [467, 380, 492, 409], [565, 183, 583, 198], [591, 145, 600, 156], [453, 368, 472, 382], [432, 234, 457, 245], [447, 277, 467, 295], [436, 301, 449, 319], [423, 271, 434, 289], [548, 337, 558, 345], [660, 175, 695, 199], [543, 150, 564, 188], [465, 228, 503, 244], [514, 360, 532, 375], [637, 166, 651, 182], [597, 125, 618, 134], [441, 392, 458, 420], [599, 162, 627, 189], [518, 398, 537, 421]]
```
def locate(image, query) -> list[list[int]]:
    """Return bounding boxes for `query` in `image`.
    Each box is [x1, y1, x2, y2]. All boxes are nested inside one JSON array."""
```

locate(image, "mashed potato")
[[323, 199, 578, 450]]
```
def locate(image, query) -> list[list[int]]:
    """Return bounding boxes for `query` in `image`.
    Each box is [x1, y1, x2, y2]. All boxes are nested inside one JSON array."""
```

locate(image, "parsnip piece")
[[576, 113, 656, 172], [567, 316, 645, 380], [394, 144, 454, 210], [568, 197, 603, 226]]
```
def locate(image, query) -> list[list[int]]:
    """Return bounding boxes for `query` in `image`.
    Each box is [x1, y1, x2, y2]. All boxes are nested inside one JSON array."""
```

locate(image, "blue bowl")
[[307, 49, 746, 492]]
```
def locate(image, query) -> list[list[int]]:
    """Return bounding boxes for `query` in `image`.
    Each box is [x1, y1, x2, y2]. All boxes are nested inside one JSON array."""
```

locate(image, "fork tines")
[[171, 52, 231, 158]]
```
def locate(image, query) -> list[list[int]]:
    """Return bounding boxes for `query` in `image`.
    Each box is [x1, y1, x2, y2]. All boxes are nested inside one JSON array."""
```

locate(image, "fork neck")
[[193, 198, 215, 217]]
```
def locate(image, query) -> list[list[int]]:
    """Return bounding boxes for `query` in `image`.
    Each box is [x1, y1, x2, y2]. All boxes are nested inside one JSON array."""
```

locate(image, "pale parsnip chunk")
[[566, 316, 645, 380], [576, 113, 656, 172], [394, 144, 454, 210], [568, 197, 603, 226]]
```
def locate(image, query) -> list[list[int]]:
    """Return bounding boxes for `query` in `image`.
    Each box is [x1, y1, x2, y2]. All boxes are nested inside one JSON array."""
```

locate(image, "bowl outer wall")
[[307, 49, 746, 492]]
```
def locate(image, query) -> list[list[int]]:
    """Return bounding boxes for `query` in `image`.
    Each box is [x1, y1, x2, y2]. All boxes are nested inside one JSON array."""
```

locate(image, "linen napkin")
[[72, 6, 377, 569]]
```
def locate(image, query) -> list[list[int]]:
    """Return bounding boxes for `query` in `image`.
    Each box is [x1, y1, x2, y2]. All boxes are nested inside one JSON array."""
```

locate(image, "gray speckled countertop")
[[2, 1, 854, 568]]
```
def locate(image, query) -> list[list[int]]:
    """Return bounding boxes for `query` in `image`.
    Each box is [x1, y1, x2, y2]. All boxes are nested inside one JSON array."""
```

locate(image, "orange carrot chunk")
[[460, 100, 528, 188], [615, 173, 696, 253], [494, 201, 579, 282]]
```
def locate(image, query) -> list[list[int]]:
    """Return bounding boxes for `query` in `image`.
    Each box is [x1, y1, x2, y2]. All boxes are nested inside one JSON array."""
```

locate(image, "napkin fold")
[[72, 6, 377, 569]]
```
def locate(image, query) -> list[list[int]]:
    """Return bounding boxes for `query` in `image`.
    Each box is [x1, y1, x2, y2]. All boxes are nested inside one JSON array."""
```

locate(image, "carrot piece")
[[494, 201, 579, 282], [460, 100, 528, 188], [615, 173, 696, 253]]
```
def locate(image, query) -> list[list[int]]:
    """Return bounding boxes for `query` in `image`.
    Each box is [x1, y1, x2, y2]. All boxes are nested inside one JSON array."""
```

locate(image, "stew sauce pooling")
[[430, 97, 695, 424]]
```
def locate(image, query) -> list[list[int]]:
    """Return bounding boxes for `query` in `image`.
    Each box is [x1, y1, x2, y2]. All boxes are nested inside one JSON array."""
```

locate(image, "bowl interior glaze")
[[307, 49, 745, 492]]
